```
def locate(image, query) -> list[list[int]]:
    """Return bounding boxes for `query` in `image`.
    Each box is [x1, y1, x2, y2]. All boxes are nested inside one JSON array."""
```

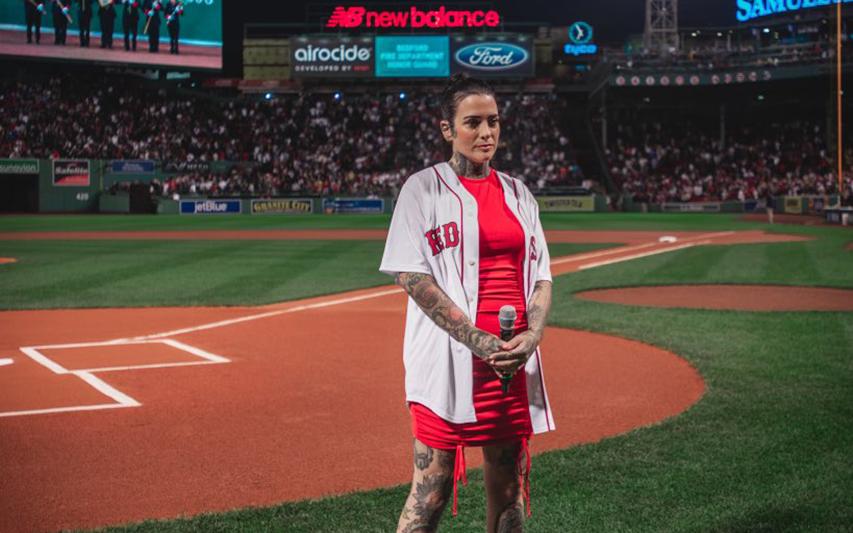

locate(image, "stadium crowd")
[[0, 75, 581, 197], [606, 116, 851, 206]]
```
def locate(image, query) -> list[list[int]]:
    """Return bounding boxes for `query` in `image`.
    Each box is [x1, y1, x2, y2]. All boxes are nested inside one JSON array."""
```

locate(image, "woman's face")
[[441, 93, 500, 165]]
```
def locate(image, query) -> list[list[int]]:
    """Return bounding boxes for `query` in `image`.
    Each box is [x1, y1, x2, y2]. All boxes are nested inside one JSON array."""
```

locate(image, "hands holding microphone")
[[485, 305, 542, 394]]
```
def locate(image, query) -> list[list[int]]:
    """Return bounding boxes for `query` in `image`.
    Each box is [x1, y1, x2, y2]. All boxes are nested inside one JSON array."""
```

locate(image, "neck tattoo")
[[449, 150, 490, 180]]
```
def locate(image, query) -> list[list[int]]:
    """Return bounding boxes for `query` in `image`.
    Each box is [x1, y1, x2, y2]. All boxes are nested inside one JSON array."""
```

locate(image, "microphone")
[[498, 305, 517, 394]]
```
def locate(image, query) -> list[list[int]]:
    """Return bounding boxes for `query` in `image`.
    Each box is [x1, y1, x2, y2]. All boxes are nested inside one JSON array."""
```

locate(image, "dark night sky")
[[223, 1, 737, 74]]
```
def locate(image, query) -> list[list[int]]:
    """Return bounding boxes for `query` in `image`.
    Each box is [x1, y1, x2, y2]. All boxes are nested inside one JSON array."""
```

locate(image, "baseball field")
[[1, 213, 851, 533]]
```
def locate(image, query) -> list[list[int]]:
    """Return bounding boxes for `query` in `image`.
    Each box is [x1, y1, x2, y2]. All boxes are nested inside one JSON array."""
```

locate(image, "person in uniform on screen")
[[97, 0, 116, 48], [50, 0, 69, 45], [76, 0, 92, 47], [142, 0, 162, 53], [164, 0, 181, 55], [23, 0, 46, 44], [122, 0, 140, 51]]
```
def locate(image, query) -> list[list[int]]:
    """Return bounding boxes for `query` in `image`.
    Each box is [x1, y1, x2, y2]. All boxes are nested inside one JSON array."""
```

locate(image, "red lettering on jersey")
[[530, 236, 537, 261], [442, 222, 460, 248], [425, 228, 445, 255]]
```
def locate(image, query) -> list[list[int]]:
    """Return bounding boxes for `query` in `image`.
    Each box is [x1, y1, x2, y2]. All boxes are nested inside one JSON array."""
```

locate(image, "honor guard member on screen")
[[164, 0, 182, 54], [97, 0, 116, 48], [23, 0, 46, 44], [75, 0, 92, 47], [50, 0, 70, 45], [143, 0, 162, 53], [122, 0, 140, 51]]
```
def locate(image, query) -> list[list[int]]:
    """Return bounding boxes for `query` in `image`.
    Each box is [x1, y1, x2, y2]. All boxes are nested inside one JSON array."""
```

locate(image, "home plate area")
[[0, 340, 229, 417]]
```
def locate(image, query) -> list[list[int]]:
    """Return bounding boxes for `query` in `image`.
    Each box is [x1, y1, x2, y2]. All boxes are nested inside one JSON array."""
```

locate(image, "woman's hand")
[[487, 331, 540, 374]]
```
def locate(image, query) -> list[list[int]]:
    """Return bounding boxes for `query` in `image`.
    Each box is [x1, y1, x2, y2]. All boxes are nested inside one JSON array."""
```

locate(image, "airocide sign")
[[326, 5, 500, 29], [290, 37, 374, 78], [451, 37, 533, 77]]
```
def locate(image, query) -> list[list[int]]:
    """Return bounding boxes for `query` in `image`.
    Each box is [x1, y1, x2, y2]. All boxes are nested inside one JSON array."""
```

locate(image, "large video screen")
[[0, 0, 222, 70], [375, 36, 449, 78]]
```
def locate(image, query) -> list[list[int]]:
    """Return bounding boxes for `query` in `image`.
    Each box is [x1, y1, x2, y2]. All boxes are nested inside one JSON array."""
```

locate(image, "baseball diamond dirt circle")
[[0, 229, 812, 533]]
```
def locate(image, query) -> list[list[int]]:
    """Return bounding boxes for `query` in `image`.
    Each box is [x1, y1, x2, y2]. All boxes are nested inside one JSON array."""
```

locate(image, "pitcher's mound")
[[576, 285, 853, 312]]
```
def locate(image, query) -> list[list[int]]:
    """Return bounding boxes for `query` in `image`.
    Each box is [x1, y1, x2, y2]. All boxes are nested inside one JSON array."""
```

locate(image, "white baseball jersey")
[[380, 162, 556, 434]]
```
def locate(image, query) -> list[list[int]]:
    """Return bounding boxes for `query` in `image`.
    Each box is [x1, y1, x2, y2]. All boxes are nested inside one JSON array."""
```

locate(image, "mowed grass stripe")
[[0, 241, 610, 310]]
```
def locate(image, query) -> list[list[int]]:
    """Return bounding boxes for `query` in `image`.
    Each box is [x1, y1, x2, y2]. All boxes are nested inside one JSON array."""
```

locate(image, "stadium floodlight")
[[763, 28, 770, 33], [265, 93, 272, 100], [334, 92, 341, 99], [399, 92, 407, 99]]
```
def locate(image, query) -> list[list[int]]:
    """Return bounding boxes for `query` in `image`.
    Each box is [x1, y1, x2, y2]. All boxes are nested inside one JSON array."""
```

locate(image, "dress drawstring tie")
[[452, 443, 467, 516]]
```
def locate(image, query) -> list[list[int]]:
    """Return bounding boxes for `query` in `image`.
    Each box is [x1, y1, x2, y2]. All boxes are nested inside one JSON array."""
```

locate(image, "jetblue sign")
[[737, 0, 852, 22], [450, 37, 533, 77]]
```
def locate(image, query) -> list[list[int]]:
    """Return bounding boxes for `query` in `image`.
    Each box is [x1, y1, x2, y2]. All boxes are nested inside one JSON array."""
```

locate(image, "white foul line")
[[128, 287, 404, 341], [0, 358, 13, 367], [579, 241, 711, 270]]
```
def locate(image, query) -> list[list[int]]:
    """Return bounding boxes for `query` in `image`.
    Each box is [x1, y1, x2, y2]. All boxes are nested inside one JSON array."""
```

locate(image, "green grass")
[[3, 214, 852, 532], [0, 212, 795, 233], [0, 241, 610, 309]]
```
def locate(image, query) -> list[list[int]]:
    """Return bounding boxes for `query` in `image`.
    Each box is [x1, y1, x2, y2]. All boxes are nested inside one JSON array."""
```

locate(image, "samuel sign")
[[736, 0, 852, 22]]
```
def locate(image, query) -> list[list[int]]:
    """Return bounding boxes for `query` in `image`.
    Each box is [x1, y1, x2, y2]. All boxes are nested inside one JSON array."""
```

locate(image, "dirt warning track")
[[0, 230, 806, 533]]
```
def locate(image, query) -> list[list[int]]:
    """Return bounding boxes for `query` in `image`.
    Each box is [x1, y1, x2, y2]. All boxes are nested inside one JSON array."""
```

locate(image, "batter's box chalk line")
[[1, 339, 229, 418]]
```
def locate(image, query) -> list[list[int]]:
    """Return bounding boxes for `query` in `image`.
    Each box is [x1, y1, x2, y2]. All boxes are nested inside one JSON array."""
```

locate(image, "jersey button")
[[468, 260, 475, 266]]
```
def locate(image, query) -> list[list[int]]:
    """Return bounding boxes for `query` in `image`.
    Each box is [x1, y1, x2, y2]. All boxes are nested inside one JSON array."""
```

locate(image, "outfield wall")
[[1, 158, 841, 216]]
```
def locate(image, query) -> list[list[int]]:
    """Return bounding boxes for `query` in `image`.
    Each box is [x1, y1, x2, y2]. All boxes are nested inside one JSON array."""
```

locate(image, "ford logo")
[[454, 42, 529, 71]]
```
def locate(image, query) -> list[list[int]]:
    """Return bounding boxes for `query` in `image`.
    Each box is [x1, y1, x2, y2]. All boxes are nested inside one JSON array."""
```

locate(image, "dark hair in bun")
[[439, 73, 496, 125]]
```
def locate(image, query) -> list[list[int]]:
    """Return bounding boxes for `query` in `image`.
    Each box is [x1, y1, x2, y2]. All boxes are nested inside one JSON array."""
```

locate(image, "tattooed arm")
[[396, 272, 504, 360], [489, 280, 552, 372]]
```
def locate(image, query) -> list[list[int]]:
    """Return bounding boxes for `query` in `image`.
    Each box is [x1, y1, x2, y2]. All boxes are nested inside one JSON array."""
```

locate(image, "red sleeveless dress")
[[409, 169, 533, 516]]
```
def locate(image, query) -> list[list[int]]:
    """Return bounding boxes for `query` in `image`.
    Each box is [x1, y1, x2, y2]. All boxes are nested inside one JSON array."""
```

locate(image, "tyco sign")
[[565, 21, 597, 56]]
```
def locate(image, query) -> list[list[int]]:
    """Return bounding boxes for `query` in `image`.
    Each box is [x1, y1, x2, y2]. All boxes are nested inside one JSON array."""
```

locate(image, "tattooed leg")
[[483, 442, 525, 533], [397, 439, 456, 533]]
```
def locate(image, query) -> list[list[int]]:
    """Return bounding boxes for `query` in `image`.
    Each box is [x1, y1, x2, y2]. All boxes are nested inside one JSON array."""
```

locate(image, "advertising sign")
[[326, 6, 500, 29], [180, 200, 241, 215], [323, 198, 384, 214], [736, 0, 853, 23], [662, 202, 722, 213], [784, 197, 804, 214], [251, 199, 314, 214], [164, 161, 212, 173], [0, 159, 39, 175], [450, 37, 533, 77], [375, 36, 449, 77], [290, 37, 374, 78], [536, 196, 595, 213], [111, 161, 156, 174], [52, 160, 90, 187], [565, 21, 598, 56]]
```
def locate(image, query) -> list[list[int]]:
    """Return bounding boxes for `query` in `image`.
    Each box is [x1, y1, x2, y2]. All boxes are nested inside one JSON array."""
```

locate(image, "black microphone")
[[498, 305, 517, 394]]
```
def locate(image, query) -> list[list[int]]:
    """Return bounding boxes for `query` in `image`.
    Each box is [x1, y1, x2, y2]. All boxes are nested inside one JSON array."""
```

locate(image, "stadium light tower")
[[645, 0, 679, 53]]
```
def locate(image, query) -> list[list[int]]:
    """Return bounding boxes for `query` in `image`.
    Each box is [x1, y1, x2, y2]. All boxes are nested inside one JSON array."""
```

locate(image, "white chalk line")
[[2, 231, 736, 418], [550, 231, 734, 267], [0, 358, 14, 367], [579, 241, 711, 270], [1, 339, 229, 418]]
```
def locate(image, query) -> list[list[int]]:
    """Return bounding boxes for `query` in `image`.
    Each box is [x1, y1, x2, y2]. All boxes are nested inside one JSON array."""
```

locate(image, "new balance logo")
[[326, 6, 365, 28]]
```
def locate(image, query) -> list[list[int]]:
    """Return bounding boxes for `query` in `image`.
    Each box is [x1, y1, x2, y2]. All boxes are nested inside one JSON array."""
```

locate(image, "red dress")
[[409, 169, 533, 515]]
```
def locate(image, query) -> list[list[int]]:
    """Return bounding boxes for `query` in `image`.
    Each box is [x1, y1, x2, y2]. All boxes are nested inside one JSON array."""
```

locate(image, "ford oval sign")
[[454, 42, 530, 71]]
